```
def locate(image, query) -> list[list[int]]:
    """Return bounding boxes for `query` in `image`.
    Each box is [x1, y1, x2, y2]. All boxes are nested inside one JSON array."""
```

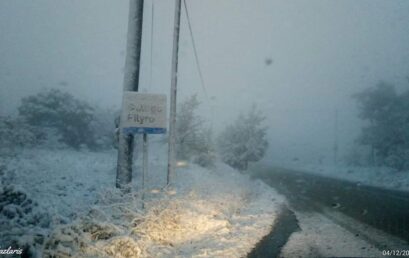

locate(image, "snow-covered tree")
[[18, 89, 97, 150], [176, 95, 215, 167], [217, 105, 268, 171], [353, 81, 409, 170]]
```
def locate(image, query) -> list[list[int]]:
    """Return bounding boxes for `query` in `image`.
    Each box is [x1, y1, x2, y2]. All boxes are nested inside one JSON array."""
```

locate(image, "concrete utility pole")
[[116, 0, 145, 191], [167, 0, 182, 185]]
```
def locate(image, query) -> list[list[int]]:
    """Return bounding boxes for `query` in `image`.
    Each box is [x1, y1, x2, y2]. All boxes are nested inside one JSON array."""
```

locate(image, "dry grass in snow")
[[42, 162, 285, 258]]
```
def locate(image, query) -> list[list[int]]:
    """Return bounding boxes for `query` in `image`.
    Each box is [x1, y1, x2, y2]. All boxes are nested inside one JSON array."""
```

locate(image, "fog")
[[1, 0, 409, 166]]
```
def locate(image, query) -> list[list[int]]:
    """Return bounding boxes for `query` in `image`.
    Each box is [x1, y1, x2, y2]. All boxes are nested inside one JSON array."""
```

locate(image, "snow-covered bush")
[[217, 105, 269, 171], [0, 184, 51, 257], [18, 89, 97, 150], [0, 116, 45, 151], [90, 107, 119, 150]]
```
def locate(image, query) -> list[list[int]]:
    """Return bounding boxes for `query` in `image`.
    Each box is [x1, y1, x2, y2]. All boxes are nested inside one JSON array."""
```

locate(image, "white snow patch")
[[280, 212, 381, 258], [1, 147, 285, 257]]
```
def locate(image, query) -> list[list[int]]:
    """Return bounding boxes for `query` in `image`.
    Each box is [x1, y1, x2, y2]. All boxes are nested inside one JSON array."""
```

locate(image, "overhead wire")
[[182, 0, 215, 131], [182, 0, 209, 100]]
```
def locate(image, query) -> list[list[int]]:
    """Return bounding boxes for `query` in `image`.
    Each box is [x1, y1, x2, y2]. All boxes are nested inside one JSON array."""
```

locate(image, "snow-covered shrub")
[[217, 105, 269, 171], [0, 116, 45, 151], [384, 149, 409, 170], [18, 89, 97, 150], [90, 107, 119, 150], [0, 185, 51, 257], [193, 151, 216, 168]]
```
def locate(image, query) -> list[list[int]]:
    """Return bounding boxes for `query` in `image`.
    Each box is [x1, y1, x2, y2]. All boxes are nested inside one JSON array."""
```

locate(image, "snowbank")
[[1, 148, 285, 257]]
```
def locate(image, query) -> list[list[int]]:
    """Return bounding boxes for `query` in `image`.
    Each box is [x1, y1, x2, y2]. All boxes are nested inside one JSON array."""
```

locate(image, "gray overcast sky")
[[1, 0, 409, 164]]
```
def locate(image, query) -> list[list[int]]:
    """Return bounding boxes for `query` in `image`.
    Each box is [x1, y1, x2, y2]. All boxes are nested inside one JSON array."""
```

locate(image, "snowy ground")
[[270, 162, 409, 192], [281, 210, 384, 258], [0, 147, 285, 257]]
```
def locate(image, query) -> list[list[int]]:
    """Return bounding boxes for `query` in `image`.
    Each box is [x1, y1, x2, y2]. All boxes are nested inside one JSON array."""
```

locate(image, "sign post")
[[142, 133, 148, 209], [121, 92, 167, 134], [120, 92, 167, 205]]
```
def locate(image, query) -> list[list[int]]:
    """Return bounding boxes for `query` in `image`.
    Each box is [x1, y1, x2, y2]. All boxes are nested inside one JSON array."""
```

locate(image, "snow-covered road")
[[250, 165, 409, 257]]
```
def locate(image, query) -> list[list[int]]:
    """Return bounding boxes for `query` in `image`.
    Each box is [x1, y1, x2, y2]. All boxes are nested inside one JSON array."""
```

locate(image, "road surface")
[[250, 165, 409, 257]]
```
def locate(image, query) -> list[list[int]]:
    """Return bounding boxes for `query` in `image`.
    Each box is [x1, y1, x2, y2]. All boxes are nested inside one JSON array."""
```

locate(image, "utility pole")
[[116, 0, 145, 191], [167, 0, 182, 185]]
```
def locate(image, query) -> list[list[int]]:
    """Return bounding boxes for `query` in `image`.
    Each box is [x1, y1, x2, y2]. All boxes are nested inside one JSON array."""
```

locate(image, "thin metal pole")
[[334, 109, 338, 165], [142, 133, 148, 208], [116, 0, 145, 191], [167, 0, 182, 185]]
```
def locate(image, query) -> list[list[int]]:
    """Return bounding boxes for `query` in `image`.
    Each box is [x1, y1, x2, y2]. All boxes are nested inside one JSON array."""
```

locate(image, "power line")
[[182, 0, 208, 99], [182, 0, 215, 131]]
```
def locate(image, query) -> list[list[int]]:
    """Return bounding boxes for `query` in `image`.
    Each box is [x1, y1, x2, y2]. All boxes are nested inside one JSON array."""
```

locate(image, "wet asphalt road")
[[250, 166, 409, 243], [247, 206, 300, 258]]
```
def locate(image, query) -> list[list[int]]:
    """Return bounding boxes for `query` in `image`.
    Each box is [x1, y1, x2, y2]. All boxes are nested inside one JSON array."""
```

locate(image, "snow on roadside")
[[280, 211, 381, 258], [273, 162, 409, 192], [1, 148, 285, 257], [4, 148, 116, 220]]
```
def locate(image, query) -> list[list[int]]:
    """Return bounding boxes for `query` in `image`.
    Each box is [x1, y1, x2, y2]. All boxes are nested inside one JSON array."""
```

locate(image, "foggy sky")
[[1, 0, 409, 165]]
